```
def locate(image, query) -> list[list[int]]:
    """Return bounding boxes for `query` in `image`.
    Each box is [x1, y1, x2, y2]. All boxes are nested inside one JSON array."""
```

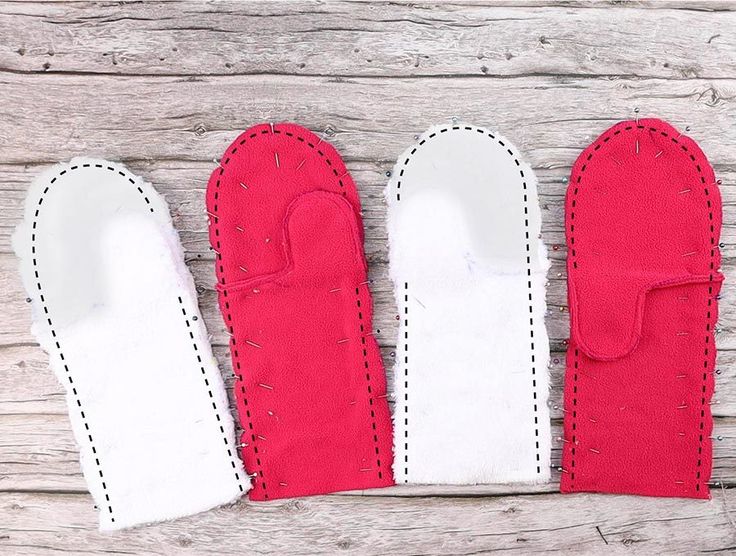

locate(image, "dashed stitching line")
[[571, 348, 579, 486], [177, 297, 245, 492], [402, 282, 409, 482], [31, 162, 243, 523], [568, 123, 717, 493], [32, 163, 127, 522], [356, 287, 384, 480], [213, 164, 267, 498], [211, 124, 382, 498], [394, 125, 542, 476]]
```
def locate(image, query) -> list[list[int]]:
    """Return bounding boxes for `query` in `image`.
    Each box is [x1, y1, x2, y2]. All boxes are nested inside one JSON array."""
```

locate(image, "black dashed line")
[[31, 163, 147, 522], [403, 282, 409, 482], [356, 286, 384, 480], [394, 126, 543, 475], [30, 162, 243, 522], [568, 123, 717, 493], [178, 297, 244, 492], [209, 124, 366, 498]]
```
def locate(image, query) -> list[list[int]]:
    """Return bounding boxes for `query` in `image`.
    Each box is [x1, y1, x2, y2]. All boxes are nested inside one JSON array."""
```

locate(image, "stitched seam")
[[30, 162, 162, 524], [356, 286, 383, 480], [568, 123, 717, 493], [394, 125, 542, 475], [177, 297, 244, 492], [403, 281, 409, 482], [211, 125, 361, 498], [571, 348, 579, 487]]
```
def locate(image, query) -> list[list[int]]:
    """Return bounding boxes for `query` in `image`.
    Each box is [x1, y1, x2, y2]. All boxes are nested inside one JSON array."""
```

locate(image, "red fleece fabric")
[[560, 118, 723, 499], [206, 123, 395, 500]]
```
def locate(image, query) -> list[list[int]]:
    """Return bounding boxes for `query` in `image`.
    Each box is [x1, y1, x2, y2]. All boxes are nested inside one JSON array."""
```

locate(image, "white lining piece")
[[387, 124, 551, 485], [14, 158, 246, 530]]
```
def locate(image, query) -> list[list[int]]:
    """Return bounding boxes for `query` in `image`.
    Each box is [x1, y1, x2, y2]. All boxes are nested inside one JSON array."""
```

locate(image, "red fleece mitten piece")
[[560, 118, 723, 499], [206, 123, 394, 500]]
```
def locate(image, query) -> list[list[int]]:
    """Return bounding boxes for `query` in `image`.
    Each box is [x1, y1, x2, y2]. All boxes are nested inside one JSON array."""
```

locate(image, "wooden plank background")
[[1, 1, 735, 553]]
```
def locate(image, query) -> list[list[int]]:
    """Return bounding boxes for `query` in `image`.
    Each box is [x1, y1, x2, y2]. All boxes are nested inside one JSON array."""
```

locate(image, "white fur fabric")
[[14, 158, 247, 530], [387, 124, 551, 485]]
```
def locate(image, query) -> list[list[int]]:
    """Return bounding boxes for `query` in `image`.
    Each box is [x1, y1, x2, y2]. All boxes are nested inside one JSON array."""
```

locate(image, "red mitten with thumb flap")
[[560, 118, 723, 498], [207, 123, 394, 500]]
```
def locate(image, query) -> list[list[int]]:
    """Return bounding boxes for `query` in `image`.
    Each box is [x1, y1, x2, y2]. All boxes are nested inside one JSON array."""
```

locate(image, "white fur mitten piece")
[[14, 158, 247, 530], [387, 124, 551, 485]]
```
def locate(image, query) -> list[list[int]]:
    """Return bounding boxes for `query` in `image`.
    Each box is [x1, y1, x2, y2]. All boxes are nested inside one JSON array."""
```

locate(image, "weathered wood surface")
[[1, 1, 735, 554], [2, 490, 735, 555], [1, 1, 735, 78]]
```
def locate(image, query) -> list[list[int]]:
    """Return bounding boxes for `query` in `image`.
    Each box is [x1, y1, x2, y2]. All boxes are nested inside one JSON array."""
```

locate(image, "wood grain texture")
[[0, 1, 734, 78], [0, 1, 735, 554], [2, 490, 735, 555]]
